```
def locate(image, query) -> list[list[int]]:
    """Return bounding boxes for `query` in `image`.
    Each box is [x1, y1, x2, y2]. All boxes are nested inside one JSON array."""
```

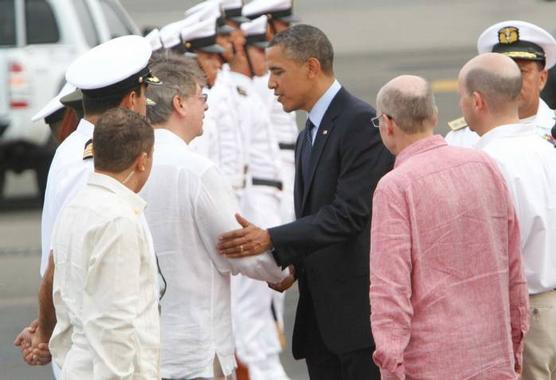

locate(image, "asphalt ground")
[[3, 0, 556, 379]]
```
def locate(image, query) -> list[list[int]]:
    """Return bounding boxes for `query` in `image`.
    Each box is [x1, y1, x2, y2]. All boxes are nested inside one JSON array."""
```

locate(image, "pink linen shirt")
[[370, 135, 529, 380]]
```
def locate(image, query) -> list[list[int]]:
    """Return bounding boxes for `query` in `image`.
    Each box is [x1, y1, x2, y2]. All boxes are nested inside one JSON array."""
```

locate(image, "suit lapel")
[[294, 129, 306, 217], [301, 88, 347, 211]]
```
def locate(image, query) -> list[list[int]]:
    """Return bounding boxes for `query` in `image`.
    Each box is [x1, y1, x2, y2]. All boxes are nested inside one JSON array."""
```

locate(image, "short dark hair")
[[82, 85, 142, 116], [269, 24, 334, 74], [93, 108, 154, 173], [147, 54, 206, 125]]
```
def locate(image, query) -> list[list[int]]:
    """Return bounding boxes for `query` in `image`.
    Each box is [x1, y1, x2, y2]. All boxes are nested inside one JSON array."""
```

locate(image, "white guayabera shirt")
[[141, 129, 288, 380], [49, 173, 160, 380]]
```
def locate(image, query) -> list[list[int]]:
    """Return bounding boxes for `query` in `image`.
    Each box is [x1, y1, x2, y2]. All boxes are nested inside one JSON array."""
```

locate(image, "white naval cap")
[[242, 15, 269, 49], [159, 19, 193, 49], [180, 16, 224, 54], [242, 0, 297, 23], [31, 82, 75, 122], [217, 0, 249, 23], [145, 28, 163, 52], [66, 35, 160, 98], [477, 20, 556, 69], [184, 1, 234, 35]]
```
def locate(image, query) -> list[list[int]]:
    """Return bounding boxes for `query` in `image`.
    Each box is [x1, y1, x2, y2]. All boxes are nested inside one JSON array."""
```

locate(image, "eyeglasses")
[[370, 113, 391, 128], [157, 83, 208, 103]]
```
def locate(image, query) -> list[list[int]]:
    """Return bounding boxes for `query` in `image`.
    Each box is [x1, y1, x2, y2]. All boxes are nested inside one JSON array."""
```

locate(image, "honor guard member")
[[177, 14, 250, 199], [23, 35, 159, 379], [32, 83, 78, 143], [243, 1, 298, 362], [446, 20, 556, 147], [227, 15, 291, 380], [243, 0, 298, 39]]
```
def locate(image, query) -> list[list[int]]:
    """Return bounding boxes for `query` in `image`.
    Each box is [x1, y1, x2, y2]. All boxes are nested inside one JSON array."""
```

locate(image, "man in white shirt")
[[49, 107, 160, 379], [458, 52, 556, 380], [13, 36, 160, 376], [446, 20, 556, 147], [142, 56, 287, 380]]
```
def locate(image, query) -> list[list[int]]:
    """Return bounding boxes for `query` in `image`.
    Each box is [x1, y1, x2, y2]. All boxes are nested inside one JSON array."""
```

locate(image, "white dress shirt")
[[307, 79, 341, 144], [446, 98, 556, 148], [49, 173, 160, 380], [40, 119, 94, 275], [476, 123, 556, 294], [141, 129, 287, 380]]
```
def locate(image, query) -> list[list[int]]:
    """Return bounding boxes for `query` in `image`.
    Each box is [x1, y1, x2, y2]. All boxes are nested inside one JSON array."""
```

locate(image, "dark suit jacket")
[[268, 87, 394, 358]]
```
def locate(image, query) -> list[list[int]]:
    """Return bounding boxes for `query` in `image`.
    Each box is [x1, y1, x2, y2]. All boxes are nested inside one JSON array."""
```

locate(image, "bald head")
[[459, 53, 522, 113], [376, 75, 437, 134]]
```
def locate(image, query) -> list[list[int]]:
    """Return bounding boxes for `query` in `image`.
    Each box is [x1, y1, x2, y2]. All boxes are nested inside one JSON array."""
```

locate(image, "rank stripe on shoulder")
[[83, 139, 93, 160]]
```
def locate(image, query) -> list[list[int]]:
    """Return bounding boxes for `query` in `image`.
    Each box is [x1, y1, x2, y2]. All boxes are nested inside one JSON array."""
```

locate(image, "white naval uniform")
[[140, 129, 287, 380], [49, 173, 160, 380], [227, 72, 290, 380], [445, 99, 556, 147]]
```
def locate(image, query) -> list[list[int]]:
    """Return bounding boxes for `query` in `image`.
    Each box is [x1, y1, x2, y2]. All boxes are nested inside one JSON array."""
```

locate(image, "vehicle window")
[[99, 0, 133, 39], [26, 0, 60, 44], [73, 0, 99, 47], [0, 0, 16, 46]]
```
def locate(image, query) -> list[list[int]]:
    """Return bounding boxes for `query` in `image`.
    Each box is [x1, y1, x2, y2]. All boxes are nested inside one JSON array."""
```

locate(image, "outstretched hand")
[[217, 214, 272, 258]]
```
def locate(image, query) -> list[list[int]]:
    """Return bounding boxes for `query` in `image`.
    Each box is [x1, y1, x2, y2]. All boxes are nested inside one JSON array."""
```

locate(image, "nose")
[[268, 76, 276, 90]]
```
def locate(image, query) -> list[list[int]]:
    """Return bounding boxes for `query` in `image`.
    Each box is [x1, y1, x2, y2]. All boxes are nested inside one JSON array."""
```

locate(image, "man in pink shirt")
[[369, 75, 529, 379]]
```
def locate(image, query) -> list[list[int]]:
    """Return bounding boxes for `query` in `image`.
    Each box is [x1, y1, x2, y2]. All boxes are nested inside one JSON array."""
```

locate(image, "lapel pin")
[[322, 130, 328, 135]]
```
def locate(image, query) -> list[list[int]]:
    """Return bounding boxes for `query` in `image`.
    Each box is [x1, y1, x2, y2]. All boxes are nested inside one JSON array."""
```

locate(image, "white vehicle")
[[0, 0, 139, 199]]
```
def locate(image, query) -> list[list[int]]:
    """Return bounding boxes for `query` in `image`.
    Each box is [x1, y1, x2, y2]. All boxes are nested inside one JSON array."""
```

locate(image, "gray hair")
[[463, 67, 521, 113], [147, 54, 206, 125], [268, 24, 334, 74], [377, 76, 437, 134]]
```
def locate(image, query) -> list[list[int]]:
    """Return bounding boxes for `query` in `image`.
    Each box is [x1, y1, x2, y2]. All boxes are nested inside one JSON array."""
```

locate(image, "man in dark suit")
[[218, 24, 394, 379]]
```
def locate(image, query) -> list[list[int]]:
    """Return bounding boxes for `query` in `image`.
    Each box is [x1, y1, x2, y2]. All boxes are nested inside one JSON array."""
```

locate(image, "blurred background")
[[2, 0, 556, 379]]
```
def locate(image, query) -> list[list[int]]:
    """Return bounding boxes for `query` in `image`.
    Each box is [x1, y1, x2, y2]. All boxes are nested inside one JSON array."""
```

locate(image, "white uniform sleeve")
[[192, 166, 287, 283]]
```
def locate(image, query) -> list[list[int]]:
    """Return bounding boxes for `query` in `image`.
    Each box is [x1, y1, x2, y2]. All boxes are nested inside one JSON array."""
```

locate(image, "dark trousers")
[[299, 285, 380, 380], [306, 346, 380, 380]]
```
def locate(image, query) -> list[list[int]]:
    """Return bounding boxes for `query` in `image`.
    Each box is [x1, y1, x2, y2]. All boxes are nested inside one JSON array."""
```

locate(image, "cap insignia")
[[498, 26, 519, 45]]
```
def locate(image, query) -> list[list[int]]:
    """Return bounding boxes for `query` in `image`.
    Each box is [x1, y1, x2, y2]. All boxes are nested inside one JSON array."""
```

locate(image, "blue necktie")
[[301, 119, 315, 188]]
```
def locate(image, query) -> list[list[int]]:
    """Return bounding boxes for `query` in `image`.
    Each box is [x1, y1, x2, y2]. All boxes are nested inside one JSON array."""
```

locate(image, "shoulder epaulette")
[[448, 117, 468, 131], [83, 139, 93, 160]]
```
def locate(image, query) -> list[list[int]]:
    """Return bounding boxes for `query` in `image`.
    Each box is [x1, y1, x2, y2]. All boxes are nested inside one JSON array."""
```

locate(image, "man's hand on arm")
[[217, 214, 272, 258]]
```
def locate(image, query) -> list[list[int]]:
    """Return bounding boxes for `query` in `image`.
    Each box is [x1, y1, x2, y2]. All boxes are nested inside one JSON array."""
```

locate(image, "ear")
[[134, 151, 149, 173], [173, 95, 187, 118], [306, 57, 322, 79], [119, 91, 135, 110], [384, 115, 396, 137], [472, 91, 484, 111], [539, 68, 548, 91]]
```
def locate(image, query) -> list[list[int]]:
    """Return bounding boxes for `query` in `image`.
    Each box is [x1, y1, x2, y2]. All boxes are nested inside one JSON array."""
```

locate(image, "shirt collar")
[[76, 118, 95, 138], [308, 79, 341, 127], [520, 98, 555, 130], [395, 135, 446, 168], [474, 123, 535, 150], [88, 172, 147, 214], [154, 128, 189, 149]]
